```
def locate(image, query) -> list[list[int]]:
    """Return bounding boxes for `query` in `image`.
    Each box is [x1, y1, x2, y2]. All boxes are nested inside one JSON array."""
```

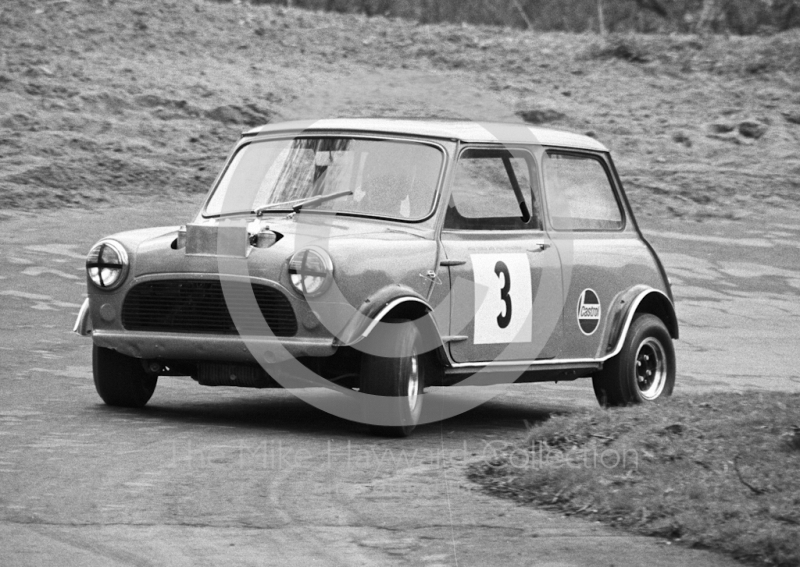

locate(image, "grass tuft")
[[468, 392, 800, 567], [594, 34, 654, 63]]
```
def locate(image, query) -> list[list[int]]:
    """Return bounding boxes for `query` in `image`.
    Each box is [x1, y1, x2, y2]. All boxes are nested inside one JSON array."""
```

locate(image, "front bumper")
[[74, 298, 337, 362], [73, 298, 92, 336], [91, 330, 337, 363]]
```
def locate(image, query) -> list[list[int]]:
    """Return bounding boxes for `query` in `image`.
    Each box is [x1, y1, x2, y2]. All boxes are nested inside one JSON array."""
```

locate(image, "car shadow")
[[89, 386, 575, 440]]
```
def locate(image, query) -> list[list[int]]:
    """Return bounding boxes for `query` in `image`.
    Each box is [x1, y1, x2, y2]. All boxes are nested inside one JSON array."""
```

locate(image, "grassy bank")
[[0, 0, 799, 219], [468, 392, 800, 566], [230, 0, 800, 35]]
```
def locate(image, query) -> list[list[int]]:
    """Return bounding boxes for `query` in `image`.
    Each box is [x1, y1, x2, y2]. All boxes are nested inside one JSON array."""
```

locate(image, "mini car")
[[74, 118, 678, 436]]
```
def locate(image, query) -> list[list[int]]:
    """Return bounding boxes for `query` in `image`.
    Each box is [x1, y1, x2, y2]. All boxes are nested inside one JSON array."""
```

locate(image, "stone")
[[737, 120, 768, 139], [707, 121, 735, 134], [516, 108, 565, 124], [783, 112, 800, 125]]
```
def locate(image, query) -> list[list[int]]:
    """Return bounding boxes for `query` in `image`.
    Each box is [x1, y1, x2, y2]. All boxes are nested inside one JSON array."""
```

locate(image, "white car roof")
[[245, 118, 608, 152]]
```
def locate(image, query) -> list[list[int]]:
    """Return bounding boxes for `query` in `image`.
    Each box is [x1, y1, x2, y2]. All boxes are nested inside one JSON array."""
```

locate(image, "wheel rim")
[[407, 350, 419, 412], [635, 337, 667, 400]]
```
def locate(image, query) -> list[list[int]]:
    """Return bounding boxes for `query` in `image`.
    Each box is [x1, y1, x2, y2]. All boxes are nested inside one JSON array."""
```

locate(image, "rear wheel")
[[93, 345, 157, 408], [360, 319, 430, 437], [592, 313, 675, 407]]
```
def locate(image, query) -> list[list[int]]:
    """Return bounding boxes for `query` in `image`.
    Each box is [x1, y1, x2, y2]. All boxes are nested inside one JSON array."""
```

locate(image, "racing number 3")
[[471, 253, 532, 345], [495, 261, 512, 329]]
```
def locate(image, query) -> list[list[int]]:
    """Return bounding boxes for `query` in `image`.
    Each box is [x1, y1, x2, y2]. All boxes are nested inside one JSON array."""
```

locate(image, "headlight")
[[86, 240, 128, 290], [288, 248, 333, 297]]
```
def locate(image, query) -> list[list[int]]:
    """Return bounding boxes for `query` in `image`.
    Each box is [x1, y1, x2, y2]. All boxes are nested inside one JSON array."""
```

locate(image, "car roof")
[[244, 118, 609, 152]]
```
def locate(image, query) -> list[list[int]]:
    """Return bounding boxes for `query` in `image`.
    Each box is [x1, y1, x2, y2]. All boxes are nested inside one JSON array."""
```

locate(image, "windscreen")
[[205, 137, 444, 221]]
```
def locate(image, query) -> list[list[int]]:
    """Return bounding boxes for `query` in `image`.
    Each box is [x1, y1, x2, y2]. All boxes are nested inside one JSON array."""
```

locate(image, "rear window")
[[543, 153, 623, 231]]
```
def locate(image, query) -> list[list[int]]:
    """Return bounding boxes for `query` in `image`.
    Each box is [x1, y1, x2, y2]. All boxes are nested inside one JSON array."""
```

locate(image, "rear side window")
[[444, 148, 539, 231], [543, 153, 623, 231]]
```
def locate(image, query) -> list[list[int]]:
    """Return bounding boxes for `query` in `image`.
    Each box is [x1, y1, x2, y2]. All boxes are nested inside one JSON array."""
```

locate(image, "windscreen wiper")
[[254, 190, 353, 217]]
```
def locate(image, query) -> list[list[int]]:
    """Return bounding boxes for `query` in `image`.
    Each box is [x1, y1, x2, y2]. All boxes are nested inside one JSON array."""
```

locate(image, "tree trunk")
[[696, 0, 718, 33], [510, 0, 534, 30], [597, 0, 607, 35]]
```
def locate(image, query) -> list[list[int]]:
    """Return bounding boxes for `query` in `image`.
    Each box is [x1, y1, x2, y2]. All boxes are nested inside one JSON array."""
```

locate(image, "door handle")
[[440, 259, 467, 267], [528, 242, 551, 253]]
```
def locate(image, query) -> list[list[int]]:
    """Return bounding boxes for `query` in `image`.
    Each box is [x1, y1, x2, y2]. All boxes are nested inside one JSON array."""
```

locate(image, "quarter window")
[[543, 153, 623, 231], [445, 148, 539, 230]]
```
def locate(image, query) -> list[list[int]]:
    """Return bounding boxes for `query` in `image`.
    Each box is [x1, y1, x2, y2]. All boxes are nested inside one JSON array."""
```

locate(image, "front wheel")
[[359, 320, 431, 437], [93, 345, 157, 408], [592, 313, 675, 407]]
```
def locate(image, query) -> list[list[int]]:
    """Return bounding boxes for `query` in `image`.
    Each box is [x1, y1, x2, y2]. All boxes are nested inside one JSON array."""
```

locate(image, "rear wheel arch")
[[606, 287, 678, 356], [635, 291, 679, 340]]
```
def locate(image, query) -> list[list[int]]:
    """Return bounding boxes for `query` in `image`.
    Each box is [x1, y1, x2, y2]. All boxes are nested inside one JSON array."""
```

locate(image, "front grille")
[[121, 279, 297, 337]]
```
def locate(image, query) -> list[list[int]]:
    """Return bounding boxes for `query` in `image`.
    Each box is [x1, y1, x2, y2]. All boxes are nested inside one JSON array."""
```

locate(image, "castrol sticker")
[[577, 289, 601, 336]]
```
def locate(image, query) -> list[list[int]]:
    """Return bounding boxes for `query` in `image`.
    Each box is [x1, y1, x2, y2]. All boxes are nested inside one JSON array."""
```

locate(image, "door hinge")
[[420, 270, 442, 285]]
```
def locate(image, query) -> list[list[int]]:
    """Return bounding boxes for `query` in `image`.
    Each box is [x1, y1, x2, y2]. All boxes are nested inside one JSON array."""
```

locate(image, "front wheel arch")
[[349, 297, 448, 367]]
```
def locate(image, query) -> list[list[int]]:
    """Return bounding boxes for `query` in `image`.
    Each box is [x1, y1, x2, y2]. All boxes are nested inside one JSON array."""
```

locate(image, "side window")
[[543, 153, 624, 231], [445, 148, 540, 230]]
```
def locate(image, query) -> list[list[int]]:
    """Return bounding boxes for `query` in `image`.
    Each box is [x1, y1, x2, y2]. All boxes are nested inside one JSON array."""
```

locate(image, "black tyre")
[[93, 345, 157, 408], [360, 319, 432, 437], [592, 313, 675, 407]]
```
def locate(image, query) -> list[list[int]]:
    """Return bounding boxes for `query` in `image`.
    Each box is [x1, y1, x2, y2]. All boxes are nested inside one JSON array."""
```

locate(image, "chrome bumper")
[[91, 329, 337, 362], [73, 298, 92, 337]]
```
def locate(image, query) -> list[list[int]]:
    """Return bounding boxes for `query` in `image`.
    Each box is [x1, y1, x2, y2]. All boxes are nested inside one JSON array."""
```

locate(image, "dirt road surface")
[[2, 193, 798, 567]]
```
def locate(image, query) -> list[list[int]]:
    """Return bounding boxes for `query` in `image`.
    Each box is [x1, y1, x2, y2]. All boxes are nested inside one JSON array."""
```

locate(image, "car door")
[[440, 146, 563, 364]]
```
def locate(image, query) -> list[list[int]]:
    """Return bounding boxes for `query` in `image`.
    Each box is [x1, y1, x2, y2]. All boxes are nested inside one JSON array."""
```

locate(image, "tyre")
[[359, 319, 432, 437], [93, 345, 157, 408], [592, 313, 675, 407]]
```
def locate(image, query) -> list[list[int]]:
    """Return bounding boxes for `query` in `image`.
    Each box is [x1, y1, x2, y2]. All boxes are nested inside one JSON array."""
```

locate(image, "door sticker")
[[472, 253, 532, 345], [577, 289, 601, 336]]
